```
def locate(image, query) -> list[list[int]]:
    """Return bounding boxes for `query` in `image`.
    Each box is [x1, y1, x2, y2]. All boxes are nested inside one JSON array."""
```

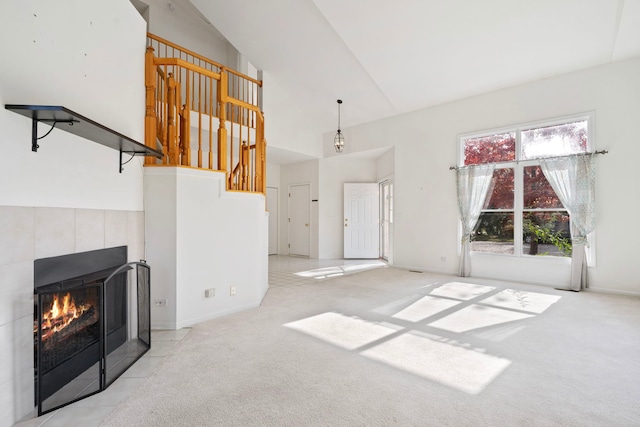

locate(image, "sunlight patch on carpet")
[[361, 332, 511, 394], [294, 260, 386, 279], [479, 289, 561, 313], [430, 282, 495, 300], [429, 304, 535, 333], [284, 312, 400, 350], [392, 295, 461, 322]]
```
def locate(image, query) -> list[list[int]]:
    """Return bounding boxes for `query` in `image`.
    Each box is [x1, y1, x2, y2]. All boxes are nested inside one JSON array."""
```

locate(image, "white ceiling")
[[190, 0, 640, 140]]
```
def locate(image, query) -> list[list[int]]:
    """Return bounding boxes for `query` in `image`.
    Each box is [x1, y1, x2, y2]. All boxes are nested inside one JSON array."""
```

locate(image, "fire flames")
[[38, 293, 91, 340]]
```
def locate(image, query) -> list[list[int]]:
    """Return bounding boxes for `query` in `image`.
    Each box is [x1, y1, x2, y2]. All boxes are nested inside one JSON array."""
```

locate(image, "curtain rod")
[[448, 150, 608, 170]]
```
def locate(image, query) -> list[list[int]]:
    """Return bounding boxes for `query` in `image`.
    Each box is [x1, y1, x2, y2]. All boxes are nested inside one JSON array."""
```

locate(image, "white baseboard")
[[586, 287, 640, 297]]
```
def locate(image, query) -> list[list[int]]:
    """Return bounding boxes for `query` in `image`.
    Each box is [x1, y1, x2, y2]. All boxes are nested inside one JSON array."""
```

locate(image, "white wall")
[[266, 162, 281, 188], [377, 148, 395, 181], [0, 0, 146, 210], [0, 2, 147, 425], [144, 167, 268, 329], [280, 160, 319, 257], [318, 157, 378, 259], [266, 162, 281, 253], [320, 57, 640, 295], [261, 71, 324, 159]]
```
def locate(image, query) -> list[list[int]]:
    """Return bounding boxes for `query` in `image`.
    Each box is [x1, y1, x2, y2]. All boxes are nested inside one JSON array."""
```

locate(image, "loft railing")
[[144, 33, 266, 194]]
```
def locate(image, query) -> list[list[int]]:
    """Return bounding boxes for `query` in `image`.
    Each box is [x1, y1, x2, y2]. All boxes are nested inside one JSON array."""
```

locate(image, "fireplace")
[[33, 246, 151, 415]]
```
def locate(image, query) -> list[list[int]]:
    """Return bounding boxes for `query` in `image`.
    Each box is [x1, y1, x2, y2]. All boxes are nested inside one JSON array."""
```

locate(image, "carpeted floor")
[[101, 256, 640, 426]]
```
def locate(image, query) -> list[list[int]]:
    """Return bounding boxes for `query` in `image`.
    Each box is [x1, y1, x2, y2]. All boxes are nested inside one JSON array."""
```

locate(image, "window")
[[461, 118, 589, 257]]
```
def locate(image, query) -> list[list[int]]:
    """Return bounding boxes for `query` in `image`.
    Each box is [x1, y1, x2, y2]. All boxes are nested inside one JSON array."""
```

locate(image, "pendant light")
[[334, 99, 344, 153]]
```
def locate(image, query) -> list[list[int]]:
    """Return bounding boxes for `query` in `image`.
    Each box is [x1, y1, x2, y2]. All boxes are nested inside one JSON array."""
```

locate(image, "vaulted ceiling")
[[190, 0, 640, 136]]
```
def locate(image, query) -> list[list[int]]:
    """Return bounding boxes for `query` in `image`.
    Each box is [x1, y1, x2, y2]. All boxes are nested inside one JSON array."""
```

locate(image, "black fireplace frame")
[[33, 247, 151, 416]]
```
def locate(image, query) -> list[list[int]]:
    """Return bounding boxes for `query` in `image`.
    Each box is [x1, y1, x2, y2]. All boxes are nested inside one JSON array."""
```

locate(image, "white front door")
[[288, 184, 310, 257], [344, 183, 379, 259], [266, 187, 278, 255]]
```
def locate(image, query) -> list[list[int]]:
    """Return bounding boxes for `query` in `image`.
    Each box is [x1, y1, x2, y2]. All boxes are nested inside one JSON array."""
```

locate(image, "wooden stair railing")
[[229, 141, 259, 191], [144, 33, 266, 195]]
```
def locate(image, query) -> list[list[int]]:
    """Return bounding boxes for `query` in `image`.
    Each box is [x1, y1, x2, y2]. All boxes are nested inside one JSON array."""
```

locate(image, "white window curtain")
[[456, 164, 495, 277], [540, 154, 596, 291]]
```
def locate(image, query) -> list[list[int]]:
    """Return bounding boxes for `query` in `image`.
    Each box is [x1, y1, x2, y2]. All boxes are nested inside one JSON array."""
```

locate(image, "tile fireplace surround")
[[0, 206, 145, 427]]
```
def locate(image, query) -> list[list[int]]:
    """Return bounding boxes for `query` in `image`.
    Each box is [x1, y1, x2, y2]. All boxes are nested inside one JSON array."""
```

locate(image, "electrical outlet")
[[440, 256, 447, 262], [205, 288, 216, 298], [230, 285, 236, 296], [154, 299, 168, 307]]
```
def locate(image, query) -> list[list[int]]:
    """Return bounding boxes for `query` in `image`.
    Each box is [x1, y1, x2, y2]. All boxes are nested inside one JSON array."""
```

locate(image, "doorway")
[[288, 183, 310, 257], [344, 183, 380, 258]]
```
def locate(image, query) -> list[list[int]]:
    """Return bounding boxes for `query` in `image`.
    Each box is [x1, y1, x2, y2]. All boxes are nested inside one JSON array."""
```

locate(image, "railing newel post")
[[180, 104, 191, 166]]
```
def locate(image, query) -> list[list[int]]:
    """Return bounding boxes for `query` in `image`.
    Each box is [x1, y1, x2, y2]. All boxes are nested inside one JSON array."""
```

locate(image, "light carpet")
[[101, 265, 640, 426]]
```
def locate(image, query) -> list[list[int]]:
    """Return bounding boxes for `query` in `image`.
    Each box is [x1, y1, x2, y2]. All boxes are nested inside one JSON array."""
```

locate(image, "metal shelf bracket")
[[5, 104, 164, 174]]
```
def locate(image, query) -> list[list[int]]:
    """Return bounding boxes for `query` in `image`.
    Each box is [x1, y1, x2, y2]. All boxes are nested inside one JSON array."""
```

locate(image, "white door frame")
[[379, 178, 394, 264]]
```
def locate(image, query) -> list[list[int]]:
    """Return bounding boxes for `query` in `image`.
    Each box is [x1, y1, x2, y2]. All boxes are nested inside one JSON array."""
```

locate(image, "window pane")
[[471, 212, 514, 254], [523, 166, 563, 209], [464, 132, 516, 165], [484, 168, 514, 209], [522, 212, 571, 257], [522, 121, 587, 160]]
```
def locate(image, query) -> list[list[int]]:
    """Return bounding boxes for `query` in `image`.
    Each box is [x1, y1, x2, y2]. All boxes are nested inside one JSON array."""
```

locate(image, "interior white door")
[[288, 184, 310, 257], [266, 187, 278, 255], [344, 183, 379, 258]]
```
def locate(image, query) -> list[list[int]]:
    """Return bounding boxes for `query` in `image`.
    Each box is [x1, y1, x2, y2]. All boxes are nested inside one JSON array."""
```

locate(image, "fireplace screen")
[[36, 282, 102, 411], [34, 247, 151, 416], [104, 262, 151, 388]]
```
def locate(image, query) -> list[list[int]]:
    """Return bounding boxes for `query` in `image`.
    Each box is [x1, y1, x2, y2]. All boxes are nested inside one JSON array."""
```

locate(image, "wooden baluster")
[[217, 68, 228, 180], [182, 70, 191, 166], [180, 104, 190, 166], [241, 140, 249, 191], [167, 73, 178, 165], [145, 47, 157, 165], [159, 67, 168, 164], [157, 117, 165, 163], [197, 72, 202, 168]]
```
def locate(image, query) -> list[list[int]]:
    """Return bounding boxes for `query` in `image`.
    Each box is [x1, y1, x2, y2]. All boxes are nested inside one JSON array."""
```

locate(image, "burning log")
[[41, 305, 98, 352], [36, 292, 98, 342]]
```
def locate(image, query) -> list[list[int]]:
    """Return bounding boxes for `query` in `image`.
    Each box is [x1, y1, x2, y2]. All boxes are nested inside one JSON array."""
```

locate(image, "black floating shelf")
[[5, 104, 163, 173]]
